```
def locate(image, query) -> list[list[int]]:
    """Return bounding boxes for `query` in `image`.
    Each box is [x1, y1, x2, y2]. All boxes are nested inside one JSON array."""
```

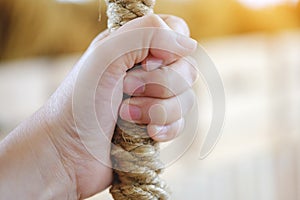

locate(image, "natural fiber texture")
[[110, 120, 170, 200], [106, 0, 155, 31], [105, 0, 170, 199]]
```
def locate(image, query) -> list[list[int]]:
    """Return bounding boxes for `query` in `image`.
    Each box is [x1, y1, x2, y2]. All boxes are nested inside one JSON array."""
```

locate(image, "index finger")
[[158, 14, 190, 36], [142, 14, 195, 70]]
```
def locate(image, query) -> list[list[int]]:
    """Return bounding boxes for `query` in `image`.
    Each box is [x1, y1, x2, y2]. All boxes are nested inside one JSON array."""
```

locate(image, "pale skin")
[[0, 14, 197, 199]]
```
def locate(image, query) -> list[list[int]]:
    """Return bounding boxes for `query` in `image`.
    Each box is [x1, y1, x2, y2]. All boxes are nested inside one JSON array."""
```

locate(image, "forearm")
[[0, 110, 77, 199]]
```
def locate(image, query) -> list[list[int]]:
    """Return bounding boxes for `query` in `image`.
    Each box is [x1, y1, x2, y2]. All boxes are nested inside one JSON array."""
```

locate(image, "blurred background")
[[0, 0, 300, 199]]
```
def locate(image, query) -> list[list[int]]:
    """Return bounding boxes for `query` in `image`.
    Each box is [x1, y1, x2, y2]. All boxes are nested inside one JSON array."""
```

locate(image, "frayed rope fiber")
[[105, 0, 170, 199]]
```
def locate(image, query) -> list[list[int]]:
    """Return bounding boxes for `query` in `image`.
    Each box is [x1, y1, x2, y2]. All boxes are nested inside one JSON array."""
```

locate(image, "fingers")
[[119, 89, 195, 125], [123, 58, 198, 98], [158, 14, 190, 36], [147, 118, 185, 142], [88, 14, 195, 73], [85, 14, 197, 143], [114, 15, 197, 142], [144, 15, 190, 66], [110, 14, 197, 70], [141, 14, 195, 71], [149, 32, 197, 67]]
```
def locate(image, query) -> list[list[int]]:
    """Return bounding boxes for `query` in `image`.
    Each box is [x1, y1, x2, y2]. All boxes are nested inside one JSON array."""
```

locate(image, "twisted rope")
[[105, 0, 170, 199], [106, 0, 155, 31], [110, 120, 169, 200]]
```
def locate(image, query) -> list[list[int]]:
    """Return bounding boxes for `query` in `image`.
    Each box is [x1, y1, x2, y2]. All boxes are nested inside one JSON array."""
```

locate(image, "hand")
[[0, 14, 197, 199]]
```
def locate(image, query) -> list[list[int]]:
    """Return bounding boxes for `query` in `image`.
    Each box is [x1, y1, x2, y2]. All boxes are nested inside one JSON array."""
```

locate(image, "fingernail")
[[176, 35, 197, 50], [120, 104, 142, 121], [149, 104, 167, 125], [145, 57, 164, 71], [124, 76, 145, 94]]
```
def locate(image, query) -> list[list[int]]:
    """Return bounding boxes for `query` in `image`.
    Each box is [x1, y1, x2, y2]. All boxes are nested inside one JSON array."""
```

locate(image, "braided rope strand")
[[105, 0, 170, 199], [110, 121, 169, 200], [106, 0, 155, 30]]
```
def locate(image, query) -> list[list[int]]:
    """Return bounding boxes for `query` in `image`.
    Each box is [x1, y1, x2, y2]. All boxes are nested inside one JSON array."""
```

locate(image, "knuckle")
[[186, 89, 196, 109], [167, 15, 188, 27], [176, 17, 189, 28], [145, 14, 165, 28], [187, 61, 199, 85], [169, 99, 182, 120], [152, 67, 175, 98], [169, 16, 190, 36], [178, 60, 197, 87], [159, 67, 173, 88]]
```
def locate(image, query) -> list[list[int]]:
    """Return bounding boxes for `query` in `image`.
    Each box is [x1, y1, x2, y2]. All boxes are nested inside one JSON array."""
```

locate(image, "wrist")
[[0, 108, 77, 199]]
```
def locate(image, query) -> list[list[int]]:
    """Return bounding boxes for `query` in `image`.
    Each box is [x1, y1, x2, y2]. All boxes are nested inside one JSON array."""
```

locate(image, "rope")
[[106, 0, 155, 31], [105, 0, 170, 199]]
